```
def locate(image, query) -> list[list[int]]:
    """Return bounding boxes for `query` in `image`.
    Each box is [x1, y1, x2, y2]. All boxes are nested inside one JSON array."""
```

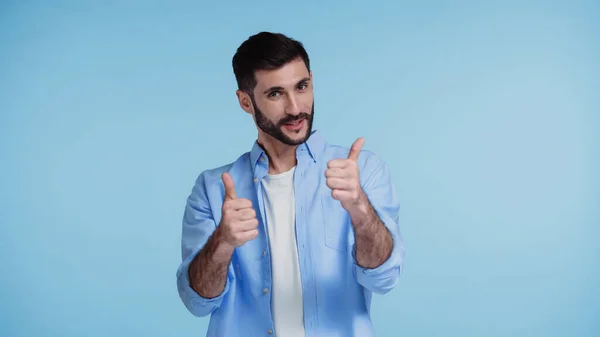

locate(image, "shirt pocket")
[[321, 195, 351, 253]]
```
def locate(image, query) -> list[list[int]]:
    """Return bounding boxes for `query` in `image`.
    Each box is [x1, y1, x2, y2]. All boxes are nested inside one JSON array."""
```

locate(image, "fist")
[[325, 137, 366, 210], [217, 172, 259, 247]]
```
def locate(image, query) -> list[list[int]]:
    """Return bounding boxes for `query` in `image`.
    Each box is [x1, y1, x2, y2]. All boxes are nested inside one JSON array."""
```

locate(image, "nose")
[[285, 94, 301, 115]]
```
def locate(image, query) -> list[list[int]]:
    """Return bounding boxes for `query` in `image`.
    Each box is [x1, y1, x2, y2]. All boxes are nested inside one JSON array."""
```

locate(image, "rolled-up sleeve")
[[353, 153, 405, 294], [176, 172, 233, 317]]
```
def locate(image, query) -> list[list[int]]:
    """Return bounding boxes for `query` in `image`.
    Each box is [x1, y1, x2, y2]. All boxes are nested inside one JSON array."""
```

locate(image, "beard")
[[252, 98, 314, 146]]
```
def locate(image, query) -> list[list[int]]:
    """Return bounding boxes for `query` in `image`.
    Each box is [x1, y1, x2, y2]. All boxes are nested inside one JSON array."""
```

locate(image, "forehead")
[[254, 58, 310, 90]]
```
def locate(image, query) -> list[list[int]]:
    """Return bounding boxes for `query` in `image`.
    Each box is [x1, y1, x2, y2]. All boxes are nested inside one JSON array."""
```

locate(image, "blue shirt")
[[176, 130, 404, 337]]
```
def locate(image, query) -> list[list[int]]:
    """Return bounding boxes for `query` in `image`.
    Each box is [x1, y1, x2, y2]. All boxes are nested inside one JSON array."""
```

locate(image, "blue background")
[[1, 1, 598, 336]]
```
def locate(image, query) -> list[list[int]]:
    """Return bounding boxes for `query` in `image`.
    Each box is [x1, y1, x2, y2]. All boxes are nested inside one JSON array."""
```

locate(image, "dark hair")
[[232, 32, 310, 95]]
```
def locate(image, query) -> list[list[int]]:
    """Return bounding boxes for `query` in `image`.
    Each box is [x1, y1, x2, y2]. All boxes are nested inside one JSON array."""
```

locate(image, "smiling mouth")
[[283, 118, 305, 131]]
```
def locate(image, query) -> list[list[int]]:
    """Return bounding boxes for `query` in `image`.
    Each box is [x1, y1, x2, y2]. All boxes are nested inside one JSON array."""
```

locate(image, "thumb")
[[222, 172, 237, 200], [347, 137, 364, 161]]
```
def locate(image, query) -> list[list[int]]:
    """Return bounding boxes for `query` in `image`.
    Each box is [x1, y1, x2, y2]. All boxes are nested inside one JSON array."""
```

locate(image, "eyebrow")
[[262, 77, 311, 95]]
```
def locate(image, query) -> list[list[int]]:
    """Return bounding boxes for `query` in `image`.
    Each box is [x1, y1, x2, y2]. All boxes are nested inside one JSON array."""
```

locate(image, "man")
[[176, 31, 404, 337]]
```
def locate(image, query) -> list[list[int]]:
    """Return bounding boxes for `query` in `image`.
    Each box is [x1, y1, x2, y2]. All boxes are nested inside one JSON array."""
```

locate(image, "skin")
[[325, 138, 394, 268], [238, 57, 315, 175], [188, 57, 393, 299]]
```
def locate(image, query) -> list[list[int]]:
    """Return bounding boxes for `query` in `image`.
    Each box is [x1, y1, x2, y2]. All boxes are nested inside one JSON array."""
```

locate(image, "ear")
[[236, 90, 253, 115]]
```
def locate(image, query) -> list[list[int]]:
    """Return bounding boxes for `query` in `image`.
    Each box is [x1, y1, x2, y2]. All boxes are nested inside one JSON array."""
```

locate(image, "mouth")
[[283, 118, 305, 131]]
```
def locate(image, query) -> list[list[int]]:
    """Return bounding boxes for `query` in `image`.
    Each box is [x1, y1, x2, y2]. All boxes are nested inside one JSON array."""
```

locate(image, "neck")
[[257, 133, 299, 175]]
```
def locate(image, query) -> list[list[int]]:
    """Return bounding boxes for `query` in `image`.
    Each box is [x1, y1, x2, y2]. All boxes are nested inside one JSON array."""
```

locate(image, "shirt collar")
[[249, 130, 325, 171]]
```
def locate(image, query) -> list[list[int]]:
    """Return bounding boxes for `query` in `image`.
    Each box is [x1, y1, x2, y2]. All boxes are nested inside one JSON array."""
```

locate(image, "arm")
[[351, 154, 404, 294], [176, 173, 233, 317], [347, 195, 394, 269], [188, 227, 235, 299], [325, 139, 404, 294]]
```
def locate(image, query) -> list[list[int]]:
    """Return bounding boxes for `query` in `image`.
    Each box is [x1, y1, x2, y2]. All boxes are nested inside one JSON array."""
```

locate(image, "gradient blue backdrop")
[[1, 1, 598, 336]]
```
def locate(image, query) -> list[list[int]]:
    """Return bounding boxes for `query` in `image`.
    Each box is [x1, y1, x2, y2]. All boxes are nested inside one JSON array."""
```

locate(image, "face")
[[238, 57, 314, 146]]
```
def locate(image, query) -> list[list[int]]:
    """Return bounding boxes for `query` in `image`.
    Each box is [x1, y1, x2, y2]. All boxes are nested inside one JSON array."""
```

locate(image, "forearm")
[[349, 193, 394, 269], [188, 227, 235, 298]]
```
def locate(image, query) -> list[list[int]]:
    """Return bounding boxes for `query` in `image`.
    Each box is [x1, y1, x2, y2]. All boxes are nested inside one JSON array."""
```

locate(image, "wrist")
[[210, 227, 235, 263], [347, 191, 372, 227]]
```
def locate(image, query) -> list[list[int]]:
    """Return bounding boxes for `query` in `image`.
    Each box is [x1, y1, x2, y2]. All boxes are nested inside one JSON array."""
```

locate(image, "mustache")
[[278, 112, 311, 126]]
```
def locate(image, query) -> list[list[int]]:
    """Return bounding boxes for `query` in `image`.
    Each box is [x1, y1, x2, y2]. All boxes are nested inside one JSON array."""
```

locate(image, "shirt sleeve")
[[352, 152, 405, 294], [176, 172, 233, 317]]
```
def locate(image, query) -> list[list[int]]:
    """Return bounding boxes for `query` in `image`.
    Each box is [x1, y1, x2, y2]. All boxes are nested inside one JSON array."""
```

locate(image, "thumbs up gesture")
[[325, 137, 366, 212], [217, 172, 259, 248]]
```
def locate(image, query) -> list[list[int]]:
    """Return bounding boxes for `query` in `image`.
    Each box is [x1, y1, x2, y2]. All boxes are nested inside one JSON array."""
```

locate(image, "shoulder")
[[323, 142, 386, 169], [322, 141, 392, 188], [190, 152, 252, 193]]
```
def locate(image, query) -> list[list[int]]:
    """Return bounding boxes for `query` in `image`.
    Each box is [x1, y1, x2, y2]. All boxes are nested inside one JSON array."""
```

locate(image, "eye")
[[297, 82, 308, 90], [268, 91, 281, 98]]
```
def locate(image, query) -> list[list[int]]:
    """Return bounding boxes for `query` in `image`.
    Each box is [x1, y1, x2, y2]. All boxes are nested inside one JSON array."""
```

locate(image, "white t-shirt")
[[261, 166, 306, 337]]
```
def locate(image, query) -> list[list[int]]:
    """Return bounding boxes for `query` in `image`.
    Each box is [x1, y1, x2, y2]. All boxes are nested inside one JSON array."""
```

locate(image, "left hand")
[[325, 137, 366, 212]]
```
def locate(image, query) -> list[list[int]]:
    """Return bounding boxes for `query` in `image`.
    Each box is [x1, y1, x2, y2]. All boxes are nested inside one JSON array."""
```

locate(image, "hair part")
[[232, 32, 311, 96]]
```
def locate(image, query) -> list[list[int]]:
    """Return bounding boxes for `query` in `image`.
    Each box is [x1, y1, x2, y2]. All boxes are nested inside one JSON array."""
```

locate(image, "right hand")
[[217, 172, 259, 248]]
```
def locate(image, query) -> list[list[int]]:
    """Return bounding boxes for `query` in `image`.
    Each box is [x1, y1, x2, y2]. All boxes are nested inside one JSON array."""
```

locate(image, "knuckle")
[[223, 202, 234, 212], [232, 232, 243, 242]]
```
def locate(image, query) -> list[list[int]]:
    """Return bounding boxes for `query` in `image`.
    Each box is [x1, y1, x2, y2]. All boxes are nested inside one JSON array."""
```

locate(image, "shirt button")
[[263, 250, 267, 256], [254, 178, 258, 182], [268, 329, 273, 334], [260, 157, 265, 162], [263, 288, 269, 294]]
